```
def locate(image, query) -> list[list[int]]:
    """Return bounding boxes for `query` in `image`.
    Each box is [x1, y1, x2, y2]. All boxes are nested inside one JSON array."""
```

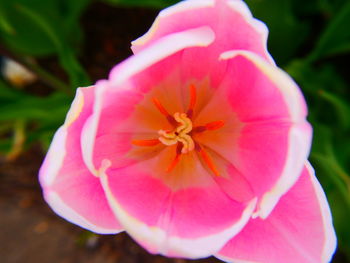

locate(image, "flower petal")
[[132, 0, 273, 63], [219, 50, 312, 219], [100, 155, 257, 258], [131, 0, 274, 88], [39, 86, 122, 234], [81, 26, 216, 175], [110, 25, 215, 85], [216, 163, 337, 263]]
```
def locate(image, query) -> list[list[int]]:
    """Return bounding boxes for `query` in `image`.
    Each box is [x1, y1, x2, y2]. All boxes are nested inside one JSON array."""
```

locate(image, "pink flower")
[[39, 0, 336, 262]]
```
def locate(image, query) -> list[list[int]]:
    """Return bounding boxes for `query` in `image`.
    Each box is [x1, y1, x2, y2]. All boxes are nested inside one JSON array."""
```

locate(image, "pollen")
[[158, 112, 195, 154]]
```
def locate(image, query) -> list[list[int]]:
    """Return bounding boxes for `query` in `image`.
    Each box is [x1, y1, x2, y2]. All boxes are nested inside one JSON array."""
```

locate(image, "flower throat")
[[132, 85, 225, 176]]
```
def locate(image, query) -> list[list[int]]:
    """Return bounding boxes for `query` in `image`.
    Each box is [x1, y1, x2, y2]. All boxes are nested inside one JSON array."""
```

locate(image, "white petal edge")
[[131, 0, 215, 52], [39, 87, 122, 234], [216, 163, 337, 263], [81, 26, 215, 175], [216, 254, 260, 263], [306, 162, 337, 263], [43, 190, 122, 234], [100, 172, 257, 258], [220, 50, 312, 219], [39, 87, 85, 187], [110, 26, 215, 85], [132, 0, 275, 65], [226, 0, 275, 65]]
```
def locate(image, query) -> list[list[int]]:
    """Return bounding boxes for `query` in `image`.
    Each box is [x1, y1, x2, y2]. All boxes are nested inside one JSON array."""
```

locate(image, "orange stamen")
[[199, 147, 220, 177], [152, 97, 170, 116], [166, 154, 181, 173], [189, 84, 196, 110], [152, 97, 177, 126], [132, 139, 160, 147], [205, 120, 225, 131], [166, 144, 183, 173]]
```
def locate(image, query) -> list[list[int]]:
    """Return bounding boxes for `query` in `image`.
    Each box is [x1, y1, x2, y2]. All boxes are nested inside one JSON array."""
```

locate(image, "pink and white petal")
[[131, 0, 273, 64], [110, 26, 215, 85], [216, 163, 337, 263], [100, 156, 257, 258], [131, 0, 273, 88], [219, 50, 312, 219], [39, 86, 122, 234], [81, 26, 215, 174]]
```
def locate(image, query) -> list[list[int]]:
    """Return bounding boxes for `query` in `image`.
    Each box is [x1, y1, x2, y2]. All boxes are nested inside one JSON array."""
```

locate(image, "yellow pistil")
[[158, 112, 195, 154]]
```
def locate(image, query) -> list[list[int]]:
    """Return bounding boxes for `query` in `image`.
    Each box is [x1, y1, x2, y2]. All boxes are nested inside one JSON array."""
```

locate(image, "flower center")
[[158, 112, 194, 154], [132, 84, 224, 176]]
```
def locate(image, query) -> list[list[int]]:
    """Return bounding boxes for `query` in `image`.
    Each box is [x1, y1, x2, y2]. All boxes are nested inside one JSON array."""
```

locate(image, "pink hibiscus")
[[39, 0, 336, 262]]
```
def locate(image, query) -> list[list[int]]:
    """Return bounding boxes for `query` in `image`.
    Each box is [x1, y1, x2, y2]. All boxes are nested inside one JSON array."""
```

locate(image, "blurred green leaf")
[[318, 90, 350, 128], [0, 5, 15, 34], [0, 92, 70, 122], [245, 0, 310, 64], [0, 0, 64, 55], [0, 78, 23, 101], [312, 123, 350, 258], [58, 48, 90, 88], [328, 189, 350, 260], [0, 0, 91, 56], [286, 59, 348, 100], [310, 126, 350, 206], [102, 0, 179, 8], [13, 3, 90, 87], [0, 0, 90, 88], [308, 0, 350, 61]]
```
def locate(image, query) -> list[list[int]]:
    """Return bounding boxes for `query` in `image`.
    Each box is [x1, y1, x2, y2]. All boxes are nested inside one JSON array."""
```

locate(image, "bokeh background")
[[0, 0, 349, 262]]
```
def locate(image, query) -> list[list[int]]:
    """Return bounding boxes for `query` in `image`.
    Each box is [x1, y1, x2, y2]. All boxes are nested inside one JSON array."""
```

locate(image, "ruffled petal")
[[131, 0, 273, 88], [216, 163, 337, 263], [218, 50, 312, 218], [132, 0, 272, 63], [39, 86, 122, 234], [100, 154, 257, 258]]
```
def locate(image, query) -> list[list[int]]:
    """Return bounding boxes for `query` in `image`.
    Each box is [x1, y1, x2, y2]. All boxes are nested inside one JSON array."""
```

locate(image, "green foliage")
[[0, 79, 69, 153], [0, 0, 91, 88], [102, 0, 179, 8], [308, 0, 350, 61], [0, 0, 90, 56], [245, 0, 310, 65]]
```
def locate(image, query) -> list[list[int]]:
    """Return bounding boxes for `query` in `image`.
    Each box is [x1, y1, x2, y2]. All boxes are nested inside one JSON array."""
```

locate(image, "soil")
[[0, 2, 345, 263]]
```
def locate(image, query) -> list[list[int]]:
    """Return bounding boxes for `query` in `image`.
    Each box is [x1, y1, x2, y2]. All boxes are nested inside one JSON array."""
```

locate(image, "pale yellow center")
[[158, 112, 195, 154]]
